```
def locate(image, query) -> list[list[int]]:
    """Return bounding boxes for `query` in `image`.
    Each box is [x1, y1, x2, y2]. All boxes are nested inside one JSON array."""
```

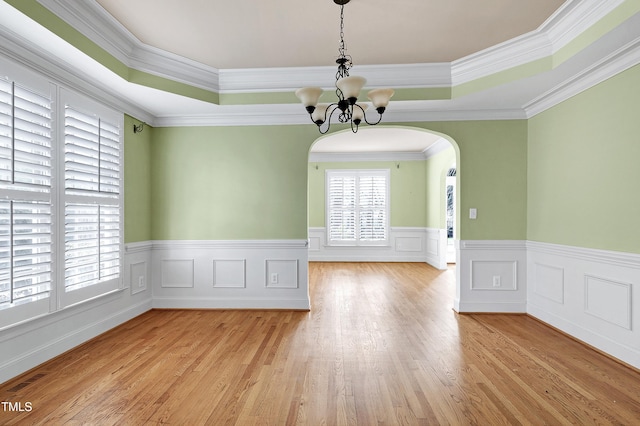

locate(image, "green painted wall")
[[145, 120, 528, 241], [425, 147, 456, 229], [406, 120, 528, 240], [150, 125, 317, 240], [308, 160, 427, 228], [528, 63, 640, 254], [124, 115, 152, 243]]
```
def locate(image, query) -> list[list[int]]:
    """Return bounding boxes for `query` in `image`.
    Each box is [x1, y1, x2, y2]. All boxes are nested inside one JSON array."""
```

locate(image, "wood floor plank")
[[2, 262, 640, 425]]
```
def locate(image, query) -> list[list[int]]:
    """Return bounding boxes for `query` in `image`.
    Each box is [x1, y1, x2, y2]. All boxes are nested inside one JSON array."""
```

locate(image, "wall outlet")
[[138, 276, 145, 288], [492, 275, 501, 287], [270, 273, 279, 284]]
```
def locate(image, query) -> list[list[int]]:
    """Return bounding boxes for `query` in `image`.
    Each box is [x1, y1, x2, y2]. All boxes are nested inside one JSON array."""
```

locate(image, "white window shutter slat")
[[63, 104, 121, 294], [0, 77, 52, 311], [326, 170, 389, 245], [0, 200, 52, 308]]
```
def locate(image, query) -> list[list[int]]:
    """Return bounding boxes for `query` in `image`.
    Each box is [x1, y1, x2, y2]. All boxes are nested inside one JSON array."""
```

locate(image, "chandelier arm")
[[318, 123, 331, 134], [295, 0, 392, 134], [362, 110, 385, 126], [315, 103, 341, 134]]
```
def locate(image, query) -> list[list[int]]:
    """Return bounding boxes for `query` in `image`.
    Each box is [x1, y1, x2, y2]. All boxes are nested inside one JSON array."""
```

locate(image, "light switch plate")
[[469, 208, 477, 219]]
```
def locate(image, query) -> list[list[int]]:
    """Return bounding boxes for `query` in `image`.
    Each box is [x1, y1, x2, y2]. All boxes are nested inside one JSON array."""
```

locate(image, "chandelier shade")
[[352, 103, 368, 125], [311, 104, 330, 124], [367, 88, 395, 112], [336, 76, 366, 102], [295, 87, 323, 112], [295, 0, 394, 134]]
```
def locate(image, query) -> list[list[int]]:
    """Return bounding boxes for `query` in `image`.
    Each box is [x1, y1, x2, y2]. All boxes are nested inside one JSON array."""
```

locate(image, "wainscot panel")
[[455, 240, 528, 313], [0, 242, 154, 384], [150, 240, 310, 310], [527, 241, 640, 369], [308, 227, 448, 269]]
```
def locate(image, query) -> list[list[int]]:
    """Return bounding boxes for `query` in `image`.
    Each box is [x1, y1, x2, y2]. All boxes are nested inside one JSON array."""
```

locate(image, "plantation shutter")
[[64, 108, 120, 196], [328, 174, 356, 242], [64, 105, 121, 294], [0, 80, 52, 190], [0, 78, 52, 310], [358, 174, 387, 241], [326, 170, 389, 246], [0, 201, 52, 306]]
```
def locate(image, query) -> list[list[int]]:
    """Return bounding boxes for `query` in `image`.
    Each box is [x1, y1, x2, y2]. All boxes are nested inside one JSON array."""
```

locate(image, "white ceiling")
[[94, 0, 565, 69]]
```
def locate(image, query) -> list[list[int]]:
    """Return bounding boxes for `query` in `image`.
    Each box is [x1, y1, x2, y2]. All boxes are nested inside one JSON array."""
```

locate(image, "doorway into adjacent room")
[[307, 126, 459, 271], [446, 164, 456, 264]]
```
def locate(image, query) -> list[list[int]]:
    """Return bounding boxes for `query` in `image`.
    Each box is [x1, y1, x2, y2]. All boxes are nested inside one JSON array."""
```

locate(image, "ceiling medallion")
[[295, 0, 394, 134]]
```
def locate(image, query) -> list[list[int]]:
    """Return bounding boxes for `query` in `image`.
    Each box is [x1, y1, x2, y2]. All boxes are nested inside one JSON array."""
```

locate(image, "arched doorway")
[[306, 125, 461, 300]]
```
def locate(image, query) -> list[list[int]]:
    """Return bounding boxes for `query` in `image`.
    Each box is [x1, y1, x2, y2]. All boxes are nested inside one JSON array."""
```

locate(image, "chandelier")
[[295, 0, 394, 134]]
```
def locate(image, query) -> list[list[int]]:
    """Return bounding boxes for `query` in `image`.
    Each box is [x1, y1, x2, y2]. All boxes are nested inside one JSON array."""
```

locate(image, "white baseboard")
[[0, 298, 151, 384], [308, 227, 448, 269], [150, 240, 310, 310], [527, 241, 640, 369], [456, 301, 528, 313]]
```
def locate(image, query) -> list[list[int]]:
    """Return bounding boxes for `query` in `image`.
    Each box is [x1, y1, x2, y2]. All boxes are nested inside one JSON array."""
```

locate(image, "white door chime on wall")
[[295, 0, 394, 134]]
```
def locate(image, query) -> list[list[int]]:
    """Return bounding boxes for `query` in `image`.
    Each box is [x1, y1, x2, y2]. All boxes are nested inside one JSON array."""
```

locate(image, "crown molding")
[[451, 0, 626, 86], [423, 138, 454, 159], [219, 63, 452, 93], [524, 32, 640, 117], [35, 0, 629, 95], [451, 31, 552, 86], [6, 0, 633, 127], [309, 151, 429, 163], [37, 0, 220, 92], [308, 137, 452, 163], [152, 104, 307, 127], [541, 0, 626, 52], [0, 3, 154, 124], [151, 102, 527, 128]]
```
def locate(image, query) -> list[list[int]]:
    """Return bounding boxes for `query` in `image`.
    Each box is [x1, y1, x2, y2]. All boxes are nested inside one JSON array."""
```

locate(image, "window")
[[61, 93, 123, 307], [0, 77, 53, 315], [0, 54, 123, 326], [64, 106, 121, 291], [326, 169, 389, 246]]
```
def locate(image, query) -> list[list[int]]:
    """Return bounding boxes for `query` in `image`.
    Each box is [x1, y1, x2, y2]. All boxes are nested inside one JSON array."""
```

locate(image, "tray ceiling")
[[95, 0, 566, 69]]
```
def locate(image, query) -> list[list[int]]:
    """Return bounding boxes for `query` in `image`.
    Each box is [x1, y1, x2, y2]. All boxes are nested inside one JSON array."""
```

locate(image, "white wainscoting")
[[527, 241, 640, 369], [150, 240, 310, 310], [455, 240, 528, 313], [0, 242, 153, 384], [308, 227, 448, 269]]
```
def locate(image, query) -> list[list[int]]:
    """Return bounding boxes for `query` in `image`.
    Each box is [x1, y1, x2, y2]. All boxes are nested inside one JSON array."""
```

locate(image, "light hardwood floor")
[[2, 262, 639, 425]]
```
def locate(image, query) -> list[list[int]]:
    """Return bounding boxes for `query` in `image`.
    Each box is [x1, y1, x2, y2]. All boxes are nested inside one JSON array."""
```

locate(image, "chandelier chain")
[[294, 0, 393, 134], [337, 4, 352, 78], [339, 5, 345, 58]]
